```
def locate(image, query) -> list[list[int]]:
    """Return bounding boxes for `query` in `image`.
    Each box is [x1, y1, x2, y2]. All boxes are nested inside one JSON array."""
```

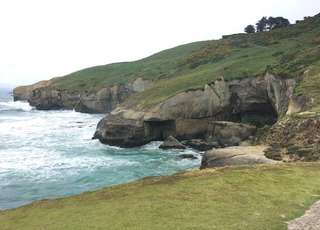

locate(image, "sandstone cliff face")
[[13, 78, 153, 113], [28, 84, 133, 113], [13, 80, 52, 101], [94, 73, 303, 147]]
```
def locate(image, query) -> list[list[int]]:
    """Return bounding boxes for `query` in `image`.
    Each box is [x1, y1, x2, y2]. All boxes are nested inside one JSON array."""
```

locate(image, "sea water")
[[0, 89, 200, 210]]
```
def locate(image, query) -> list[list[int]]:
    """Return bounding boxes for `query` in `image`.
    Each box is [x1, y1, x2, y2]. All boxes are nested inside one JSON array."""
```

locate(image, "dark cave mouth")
[[143, 102, 278, 143], [144, 120, 176, 141], [237, 103, 278, 128]]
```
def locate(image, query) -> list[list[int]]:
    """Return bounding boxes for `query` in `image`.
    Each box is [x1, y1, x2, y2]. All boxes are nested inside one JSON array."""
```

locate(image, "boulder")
[[159, 136, 186, 150], [93, 114, 148, 147], [200, 146, 278, 169], [181, 139, 219, 151]]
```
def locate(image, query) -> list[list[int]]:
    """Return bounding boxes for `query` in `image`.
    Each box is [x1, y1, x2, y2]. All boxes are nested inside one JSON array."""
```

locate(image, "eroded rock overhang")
[[94, 73, 307, 148]]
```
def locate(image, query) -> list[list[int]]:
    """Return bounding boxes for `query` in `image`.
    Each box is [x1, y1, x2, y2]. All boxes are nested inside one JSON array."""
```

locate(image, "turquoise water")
[[0, 90, 200, 210]]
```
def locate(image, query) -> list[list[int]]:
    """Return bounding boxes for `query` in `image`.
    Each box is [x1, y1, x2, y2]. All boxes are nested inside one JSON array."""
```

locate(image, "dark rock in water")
[[93, 114, 148, 147], [182, 139, 219, 151], [178, 154, 198, 160], [200, 146, 278, 169], [159, 136, 186, 150]]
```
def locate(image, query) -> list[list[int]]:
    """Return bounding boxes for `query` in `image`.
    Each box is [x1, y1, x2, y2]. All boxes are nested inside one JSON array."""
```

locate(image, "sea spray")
[[0, 95, 200, 210]]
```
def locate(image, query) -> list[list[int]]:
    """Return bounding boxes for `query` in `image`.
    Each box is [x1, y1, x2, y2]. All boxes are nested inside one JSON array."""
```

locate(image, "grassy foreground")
[[1, 164, 320, 230]]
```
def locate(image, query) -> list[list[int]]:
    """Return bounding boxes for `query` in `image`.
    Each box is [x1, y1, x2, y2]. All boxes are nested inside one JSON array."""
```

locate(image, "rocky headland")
[[13, 13, 320, 169], [13, 77, 153, 113]]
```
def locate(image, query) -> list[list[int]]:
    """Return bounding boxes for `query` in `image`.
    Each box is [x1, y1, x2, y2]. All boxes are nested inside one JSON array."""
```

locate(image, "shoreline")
[[1, 163, 320, 229]]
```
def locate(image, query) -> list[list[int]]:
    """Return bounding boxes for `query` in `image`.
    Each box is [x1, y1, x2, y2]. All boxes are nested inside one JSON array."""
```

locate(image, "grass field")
[[1, 163, 320, 230]]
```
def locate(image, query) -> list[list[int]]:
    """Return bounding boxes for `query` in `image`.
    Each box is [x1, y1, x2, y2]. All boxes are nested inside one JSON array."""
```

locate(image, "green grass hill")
[[49, 14, 320, 109]]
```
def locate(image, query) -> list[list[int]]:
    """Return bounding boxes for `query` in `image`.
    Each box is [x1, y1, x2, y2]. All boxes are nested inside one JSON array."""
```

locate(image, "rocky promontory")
[[13, 77, 153, 113], [93, 73, 302, 147], [13, 14, 320, 167]]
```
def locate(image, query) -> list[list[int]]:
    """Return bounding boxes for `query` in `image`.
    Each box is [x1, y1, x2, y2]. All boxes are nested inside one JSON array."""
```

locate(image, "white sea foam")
[[0, 100, 33, 112], [141, 141, 163, 150], [0, 98, 200, 210], [0, 147, 136, 180]]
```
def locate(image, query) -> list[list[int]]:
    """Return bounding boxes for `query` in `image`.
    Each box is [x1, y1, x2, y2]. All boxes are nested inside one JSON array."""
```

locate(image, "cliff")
[[14, 77, 152, 113], [13, 13, 320, 161], [93, 73, 304, 147], [13, 80, 52, 101]]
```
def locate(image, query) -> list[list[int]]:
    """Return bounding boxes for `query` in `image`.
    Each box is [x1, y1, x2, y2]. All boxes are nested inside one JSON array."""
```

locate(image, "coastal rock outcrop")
[[159, 136, 186, 150], [93, 113, 147, 147], [13, 80, 52, 101], [263, 114, 320, 161], [13, 78, 153, 113], [200, 145, 278, 169], [29, 85, 133, 113], [95, 73, 297, 147]]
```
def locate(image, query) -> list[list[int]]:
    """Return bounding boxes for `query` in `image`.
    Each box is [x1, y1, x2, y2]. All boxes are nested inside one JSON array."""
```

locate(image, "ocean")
[[0, 88, 200, 210]]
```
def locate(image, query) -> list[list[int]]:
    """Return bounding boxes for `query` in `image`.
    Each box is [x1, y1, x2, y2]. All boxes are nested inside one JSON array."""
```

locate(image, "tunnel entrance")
[[144, 120, 176, 141], [238, 102, 278, 128], [230, 91, 279, 128]]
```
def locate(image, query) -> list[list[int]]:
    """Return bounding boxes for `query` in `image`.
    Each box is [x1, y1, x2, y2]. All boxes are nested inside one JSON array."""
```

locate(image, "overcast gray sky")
[[0, 0, 319, 87]]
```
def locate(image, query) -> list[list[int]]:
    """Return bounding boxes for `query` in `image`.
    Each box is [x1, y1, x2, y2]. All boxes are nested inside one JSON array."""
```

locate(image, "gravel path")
[[288, 201, 320, 230]]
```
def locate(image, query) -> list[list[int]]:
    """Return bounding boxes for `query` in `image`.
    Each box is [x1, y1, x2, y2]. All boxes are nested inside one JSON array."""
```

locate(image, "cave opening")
[[144, 120, 176, 141], [237, 102, 278, 128]]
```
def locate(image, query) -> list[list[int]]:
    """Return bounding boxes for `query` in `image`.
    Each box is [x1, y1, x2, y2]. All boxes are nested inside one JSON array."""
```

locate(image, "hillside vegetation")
[[1, 164, 320, 230], [50, 14, 320, 109]]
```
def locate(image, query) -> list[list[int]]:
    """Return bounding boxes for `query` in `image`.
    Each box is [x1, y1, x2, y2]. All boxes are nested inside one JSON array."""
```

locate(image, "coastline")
[[1, 163, 320, 229]]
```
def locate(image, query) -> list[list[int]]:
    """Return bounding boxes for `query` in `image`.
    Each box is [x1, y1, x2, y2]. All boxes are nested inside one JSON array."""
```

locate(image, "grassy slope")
[[51, 15, 320, 109], [1, 163, 320, 230]]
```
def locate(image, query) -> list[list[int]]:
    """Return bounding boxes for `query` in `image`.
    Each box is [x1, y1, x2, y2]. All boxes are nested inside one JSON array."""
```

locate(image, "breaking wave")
[[0, 97, 200, 210], [0, 100, 33, 112]]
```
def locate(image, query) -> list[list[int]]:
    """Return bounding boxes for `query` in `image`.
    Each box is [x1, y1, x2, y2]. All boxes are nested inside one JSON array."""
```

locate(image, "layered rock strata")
[[94, 73, 302, 147], [13, 78, 153, 113]]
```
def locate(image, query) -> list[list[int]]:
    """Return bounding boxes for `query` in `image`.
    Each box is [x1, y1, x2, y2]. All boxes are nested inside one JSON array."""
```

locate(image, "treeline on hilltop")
[[244, 16, 290, 34]]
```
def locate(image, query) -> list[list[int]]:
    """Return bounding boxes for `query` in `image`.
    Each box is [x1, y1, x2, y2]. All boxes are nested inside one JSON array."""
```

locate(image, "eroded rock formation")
[[13, 80, 52, 101], [13, 78, 153, 113], [94, 73, 301, 147], [200, 146, 278, 169]]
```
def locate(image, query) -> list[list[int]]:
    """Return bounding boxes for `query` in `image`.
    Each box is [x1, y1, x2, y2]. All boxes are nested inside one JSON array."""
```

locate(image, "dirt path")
[[288, 200, 320, 230]]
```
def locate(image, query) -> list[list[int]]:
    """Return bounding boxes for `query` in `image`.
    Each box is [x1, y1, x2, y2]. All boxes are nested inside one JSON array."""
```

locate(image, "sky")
[[0, 0, 319, 87]]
